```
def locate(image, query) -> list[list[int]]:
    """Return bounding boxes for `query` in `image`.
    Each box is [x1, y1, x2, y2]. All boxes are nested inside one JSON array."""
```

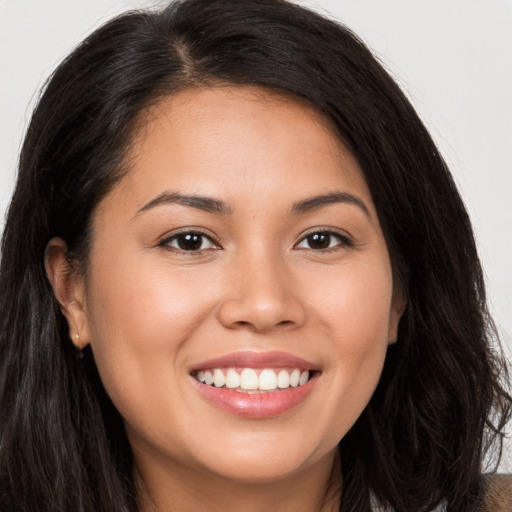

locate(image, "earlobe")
[[388, 289, 407, 345], [45, 237, 90, 349]]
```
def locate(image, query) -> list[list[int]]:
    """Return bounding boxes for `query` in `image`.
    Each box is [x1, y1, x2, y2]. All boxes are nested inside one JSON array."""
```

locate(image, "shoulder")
[[481, 474, 512, 512]]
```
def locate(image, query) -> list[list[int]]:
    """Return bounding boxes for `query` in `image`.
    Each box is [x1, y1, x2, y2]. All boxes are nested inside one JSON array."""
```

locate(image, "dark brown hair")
[[0, 1, 510, 510]]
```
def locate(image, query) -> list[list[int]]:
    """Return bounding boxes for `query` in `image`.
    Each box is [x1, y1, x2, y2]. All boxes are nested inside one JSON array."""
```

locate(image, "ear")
[[387, 286, 407, 345], [45, 237, 90, 350]]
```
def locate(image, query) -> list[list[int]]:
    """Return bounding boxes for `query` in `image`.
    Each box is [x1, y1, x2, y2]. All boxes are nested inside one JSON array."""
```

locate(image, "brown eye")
[[306, 233, 330, 249], [162, 232, 217, 252], [296, 231, 348, 250]]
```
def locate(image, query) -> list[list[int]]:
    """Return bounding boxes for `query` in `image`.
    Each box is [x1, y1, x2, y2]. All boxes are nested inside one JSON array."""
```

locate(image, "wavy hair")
[[0, 1, 510, 510]]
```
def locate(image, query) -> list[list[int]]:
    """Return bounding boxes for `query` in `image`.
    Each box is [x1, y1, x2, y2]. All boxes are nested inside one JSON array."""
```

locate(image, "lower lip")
[[192, 374, 318, 418]]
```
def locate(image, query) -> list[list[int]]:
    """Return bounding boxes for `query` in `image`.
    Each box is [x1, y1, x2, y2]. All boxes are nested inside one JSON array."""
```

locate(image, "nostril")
[[233, 320, 250, 327]]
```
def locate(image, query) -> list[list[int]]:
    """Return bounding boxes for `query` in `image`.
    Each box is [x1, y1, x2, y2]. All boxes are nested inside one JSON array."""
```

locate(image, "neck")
[[135, 449, 341, 512]]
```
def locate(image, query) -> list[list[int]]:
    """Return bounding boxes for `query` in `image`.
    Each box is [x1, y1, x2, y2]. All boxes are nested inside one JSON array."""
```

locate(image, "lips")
[[190, 351, 320, 418]]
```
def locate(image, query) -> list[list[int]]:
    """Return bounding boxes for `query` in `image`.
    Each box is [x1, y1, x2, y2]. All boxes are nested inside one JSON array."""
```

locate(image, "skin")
[[47, 86, 404, 511]]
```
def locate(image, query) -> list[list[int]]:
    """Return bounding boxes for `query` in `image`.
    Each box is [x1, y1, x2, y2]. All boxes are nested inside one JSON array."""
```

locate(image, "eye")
[[295, 231, 350, 251], [160, 231, 219, 252]]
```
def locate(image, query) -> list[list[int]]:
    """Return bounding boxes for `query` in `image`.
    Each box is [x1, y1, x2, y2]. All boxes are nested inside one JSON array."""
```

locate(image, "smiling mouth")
[[192, 367, 312, 393], [190, 351, 319, 418]]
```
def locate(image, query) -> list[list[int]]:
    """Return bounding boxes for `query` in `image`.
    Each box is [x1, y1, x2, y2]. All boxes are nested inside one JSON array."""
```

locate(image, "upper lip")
[[190, 350, 319, 372]]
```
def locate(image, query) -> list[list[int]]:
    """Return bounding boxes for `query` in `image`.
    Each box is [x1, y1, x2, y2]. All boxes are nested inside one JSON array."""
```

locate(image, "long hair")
[[0, 1, 510, 510]]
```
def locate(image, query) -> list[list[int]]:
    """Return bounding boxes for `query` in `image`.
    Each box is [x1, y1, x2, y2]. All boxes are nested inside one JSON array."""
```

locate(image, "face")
[[54, 86, 403, 488]]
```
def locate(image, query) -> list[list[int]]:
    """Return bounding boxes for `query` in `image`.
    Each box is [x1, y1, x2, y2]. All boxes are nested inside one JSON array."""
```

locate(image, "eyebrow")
[[135, 191, 233, 217], [291, 192, 371, 219], [134, 190, 370, 219]]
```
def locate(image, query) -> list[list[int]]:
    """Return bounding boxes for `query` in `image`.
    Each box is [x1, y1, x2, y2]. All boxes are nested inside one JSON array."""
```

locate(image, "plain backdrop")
[[1, 0, 511, 471]]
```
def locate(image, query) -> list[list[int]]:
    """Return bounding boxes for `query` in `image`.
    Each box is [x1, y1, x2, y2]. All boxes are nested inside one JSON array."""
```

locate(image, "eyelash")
[[295, 230, 352, 252], [158, 230, 220, 254], [158, 229, 352, 254]]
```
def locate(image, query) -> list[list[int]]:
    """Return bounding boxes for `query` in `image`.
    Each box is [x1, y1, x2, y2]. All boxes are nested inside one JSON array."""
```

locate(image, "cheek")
[[302, 258, 393, 420], [306, 254, 394, 343], [86, 252, 216, 342], [83, 254, 217, 410], [332, 282, 391, 378]]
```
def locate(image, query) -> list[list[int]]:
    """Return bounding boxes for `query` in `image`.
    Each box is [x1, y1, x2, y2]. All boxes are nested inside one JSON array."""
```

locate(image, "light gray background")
[[1, 0, 511, 471]]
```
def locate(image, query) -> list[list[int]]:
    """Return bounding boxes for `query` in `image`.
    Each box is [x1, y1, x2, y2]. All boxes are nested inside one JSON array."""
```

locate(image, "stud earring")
[[72, 333, 83, 359]]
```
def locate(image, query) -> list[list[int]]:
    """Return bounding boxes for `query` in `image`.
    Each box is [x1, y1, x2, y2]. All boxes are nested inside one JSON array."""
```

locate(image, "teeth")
[[290, 369, 300, 387], [225, 368, 241, 388], [194, 367, 311, 391], [240, 368, 259, 390], [277, 369, 290, 388], [258, 369, 277, 390], [299, 370, 309, 386], [213, 369, 225, 388]]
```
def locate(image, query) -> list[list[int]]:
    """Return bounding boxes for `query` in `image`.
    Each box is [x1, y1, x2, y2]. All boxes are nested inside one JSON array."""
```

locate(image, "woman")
[[0, 0, 510, 510]]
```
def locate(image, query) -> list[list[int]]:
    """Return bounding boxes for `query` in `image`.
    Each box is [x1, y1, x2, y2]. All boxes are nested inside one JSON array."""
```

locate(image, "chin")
[[187, 428, 334, 485], [200, 452, 316, 485]]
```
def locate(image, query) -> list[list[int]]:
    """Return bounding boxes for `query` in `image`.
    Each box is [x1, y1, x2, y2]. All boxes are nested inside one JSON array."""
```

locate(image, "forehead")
[[105, 85, 374, 217]]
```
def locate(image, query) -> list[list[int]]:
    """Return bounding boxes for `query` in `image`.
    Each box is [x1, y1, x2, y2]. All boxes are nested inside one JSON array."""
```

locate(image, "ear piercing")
[[72, 333, 83, 359]]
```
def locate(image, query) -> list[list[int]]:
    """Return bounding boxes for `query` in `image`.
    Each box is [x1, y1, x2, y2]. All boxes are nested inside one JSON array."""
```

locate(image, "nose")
[[217, 252, 306, 333]]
